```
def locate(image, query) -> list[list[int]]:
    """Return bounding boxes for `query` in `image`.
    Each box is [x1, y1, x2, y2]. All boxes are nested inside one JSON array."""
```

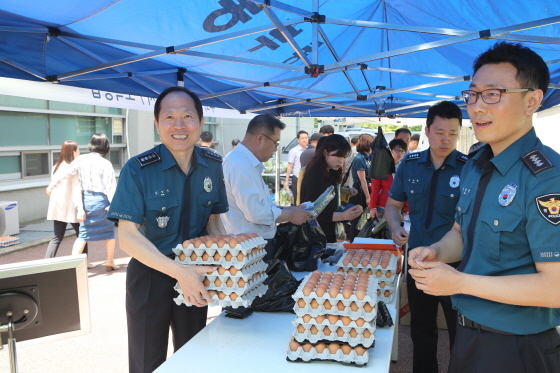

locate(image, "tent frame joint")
[[304, 12, 325, 23], [48, 27, 60, 37], [305, 64, 324, 77]]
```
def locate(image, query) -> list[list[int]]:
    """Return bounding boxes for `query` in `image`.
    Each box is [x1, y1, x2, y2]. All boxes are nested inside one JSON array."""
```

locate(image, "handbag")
[[368, 126, 394, 180]]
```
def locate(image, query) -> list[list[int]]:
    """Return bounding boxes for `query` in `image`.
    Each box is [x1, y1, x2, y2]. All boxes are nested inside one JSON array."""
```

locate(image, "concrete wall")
[[127, 109, 156, 157], [0, 185, 49, 226]]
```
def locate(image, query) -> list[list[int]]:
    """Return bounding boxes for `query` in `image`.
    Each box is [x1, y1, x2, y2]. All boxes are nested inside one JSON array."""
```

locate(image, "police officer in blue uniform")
[[108, 87, 228, 373], [385, 101, 466, 373], [408, 43, 560, 373]]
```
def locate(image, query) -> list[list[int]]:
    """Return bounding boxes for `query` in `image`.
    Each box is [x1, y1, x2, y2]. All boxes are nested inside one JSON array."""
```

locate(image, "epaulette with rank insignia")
[[202, 148, 223, 163], [522, 149, 554, 174], [406, 152, 421, 161], [135, 151, 161, 167], [456, 153, 468, 163]]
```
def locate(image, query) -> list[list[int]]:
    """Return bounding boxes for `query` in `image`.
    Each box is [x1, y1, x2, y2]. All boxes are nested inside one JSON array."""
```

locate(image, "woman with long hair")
[[299, 135, 363, 243], [347, 133, 374, 241], [45, 141, 89, 259], [47, 134, 118, 271]]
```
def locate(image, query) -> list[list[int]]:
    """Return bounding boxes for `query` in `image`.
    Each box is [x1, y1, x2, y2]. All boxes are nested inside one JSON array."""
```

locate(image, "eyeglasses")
[[260, 133, 280, 148], [392, 149, 406, 154], [461, 88, 534, 105]]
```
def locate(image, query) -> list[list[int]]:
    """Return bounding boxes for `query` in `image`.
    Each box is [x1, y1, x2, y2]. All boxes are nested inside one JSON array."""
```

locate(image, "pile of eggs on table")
[[336, 249, 400, 302], [172, 233, 268, 308], [286, 270, 377, 367]]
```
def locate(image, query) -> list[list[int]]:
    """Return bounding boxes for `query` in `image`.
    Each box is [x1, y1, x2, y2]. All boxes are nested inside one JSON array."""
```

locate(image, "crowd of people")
[[42, 41, 560, 373]]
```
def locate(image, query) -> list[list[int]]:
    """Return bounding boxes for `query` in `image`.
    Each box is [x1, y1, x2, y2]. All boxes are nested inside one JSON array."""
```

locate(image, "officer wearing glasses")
[[221, 114, 312, 259], [385, 100, 466, 373], [408, 42, 560, 373]]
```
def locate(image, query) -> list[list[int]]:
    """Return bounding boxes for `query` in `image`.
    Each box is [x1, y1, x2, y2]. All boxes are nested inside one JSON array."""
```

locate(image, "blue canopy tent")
[[1, 0, 560, 118]]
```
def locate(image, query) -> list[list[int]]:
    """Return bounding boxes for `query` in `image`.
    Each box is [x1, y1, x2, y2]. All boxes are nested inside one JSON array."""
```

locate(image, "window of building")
[[22, 152, 49, 178], [0, 111, 49, 146], [0, 155, 22, 180]]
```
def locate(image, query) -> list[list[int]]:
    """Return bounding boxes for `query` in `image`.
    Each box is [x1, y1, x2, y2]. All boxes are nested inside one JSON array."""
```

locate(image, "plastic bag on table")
[[272, 218, 327, 272], [278, 188, 294, 207], [251, 259, 302, 313]]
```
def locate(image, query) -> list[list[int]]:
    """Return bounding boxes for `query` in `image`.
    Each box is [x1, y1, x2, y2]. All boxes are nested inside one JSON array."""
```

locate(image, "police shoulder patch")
[[522, 150, 553, 174], [405, 152, 420, 161], [203, 148, 222, 163], [135, 151, 161, 167], [536, 193, 560, 225], [456, 153, 468, 163]]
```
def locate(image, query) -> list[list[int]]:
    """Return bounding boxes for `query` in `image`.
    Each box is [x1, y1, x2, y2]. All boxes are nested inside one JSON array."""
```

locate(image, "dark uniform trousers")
[[126, 258, 207, 373], [448, 323, 560, 373], [407, 271, 458, 373]]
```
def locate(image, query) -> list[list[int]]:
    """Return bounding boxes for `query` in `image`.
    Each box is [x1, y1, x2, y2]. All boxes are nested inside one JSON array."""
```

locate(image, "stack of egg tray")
[[335, 250, 398, 303], [172, 235, 268, 308], [286, 272, 378, 367], [0, 236, 19, 248]]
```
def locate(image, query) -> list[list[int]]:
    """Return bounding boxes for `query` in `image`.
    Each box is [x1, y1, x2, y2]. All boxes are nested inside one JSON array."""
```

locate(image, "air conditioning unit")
[[0, 201, 19, 236]]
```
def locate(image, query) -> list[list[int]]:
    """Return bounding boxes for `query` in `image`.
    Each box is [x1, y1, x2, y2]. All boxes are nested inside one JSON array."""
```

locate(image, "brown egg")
[[182, 239, 192, 248], [337, 301, 346, 311], [302, 286, 313, 296], [315, 343, 327, 353], [328, 287, 339, 298], [384, 290, 391, 297], [363, 329, 371, 338], [190, 252, 198, 261], [248, 233, 258, 238], [310, 325, 319, 335], [289, 340, 300, 352], [328, 343, 340, 354], [336, 327, 345, 337], [212, 252, 221, 261], [302, 343, 313, 353], [328, 314, 339, 325], [341, 344, 352, 355], [341, 316, 352, 326], [228, 238, 239, 247], [361, 259, 369, 267], [323, 327, 332, 336], [217, 266, 226, 275], [225, 278, 234, 287], [355, 346, 367, 356], [379, 281, 386, 289], [315, 287, 326, 297], [203, 278, 210, 286], [342, 258, 351, 266], [364, 303, 373, 312], [229, 267, 239, 275], [312, 270, 322, 277], [302, 314, 312, 323], [178, 252, 186, 261], [315, 315, 326, 323], [355, 318, 365, 327], [297, 299, 306, 308], [229, 293, 238, 300], [350, 302, 359, 312], [385, 270, 393, 278], [310, 299, 319, 309], [376, 270, 383, 277], [297, 324, 305, 333], [216, 239, 226, 248], [204, 239, 214, 248], [201, 252, 210, 261], [192, 239, 203, 248], [218, 292, 226, 300], [237, 278, 246, 288], [356, 289, 366, 300], [214, 278, 222, 287], [342, 288, 353, 299], [236, 252, 245, 261], [349, 328, 358, 338], [377, 289, 381, 296], [324, 270, 334, 277], [351, 257, 361, 267], [323, 300, 332, 310], [225, 252, 233, 261]]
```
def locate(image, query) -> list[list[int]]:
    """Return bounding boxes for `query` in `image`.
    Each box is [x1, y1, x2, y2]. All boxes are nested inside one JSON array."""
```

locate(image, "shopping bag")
[[368, 126, 394, 180], [251, 259, 302, 312]]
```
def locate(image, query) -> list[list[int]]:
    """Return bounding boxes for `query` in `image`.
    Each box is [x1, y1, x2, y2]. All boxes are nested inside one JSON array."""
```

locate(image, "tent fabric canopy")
[[1, 0, 560, 118]]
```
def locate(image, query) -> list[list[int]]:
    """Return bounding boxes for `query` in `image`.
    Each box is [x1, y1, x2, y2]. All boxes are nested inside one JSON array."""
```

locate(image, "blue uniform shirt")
[[452, 128, 560, 334], [351, 152, 371, 185], [108, 145, 228, 256], [389, 148, 467, 250]]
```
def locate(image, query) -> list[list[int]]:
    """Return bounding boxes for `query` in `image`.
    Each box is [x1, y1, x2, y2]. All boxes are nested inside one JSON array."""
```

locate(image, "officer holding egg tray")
[[108, 87, 229, 373], [384, 100, 466, 373], [407, 42, 560, 373]]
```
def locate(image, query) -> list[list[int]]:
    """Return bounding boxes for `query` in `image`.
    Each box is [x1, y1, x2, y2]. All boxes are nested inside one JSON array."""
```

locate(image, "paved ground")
[[0, 222, 450, 372]]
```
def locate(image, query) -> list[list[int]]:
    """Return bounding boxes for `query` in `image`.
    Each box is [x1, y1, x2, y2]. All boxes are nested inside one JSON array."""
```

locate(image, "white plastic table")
[[155, 262, 401, 373]]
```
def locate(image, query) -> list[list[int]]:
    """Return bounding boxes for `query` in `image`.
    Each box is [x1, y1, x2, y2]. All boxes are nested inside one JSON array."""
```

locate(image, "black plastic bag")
[[251, 259, 302, 312], [376, 301, 394, 327], [368, 126, 394, 180], [272, 218, 327, 272]]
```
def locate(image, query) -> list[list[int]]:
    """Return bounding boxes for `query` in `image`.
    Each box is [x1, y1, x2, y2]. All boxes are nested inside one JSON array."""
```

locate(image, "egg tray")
[[173, 245, 266, 269], [0, 236, 19, 248], [375, 285, 395, 303], [335, 255, 398, 284], [292, 319, 376, 348], [202, 259, 267, 282], [173, 282, 268, 308], [286, 342, 369, 367], [179, 235, 266, 253], [203, 270, 267, 295]]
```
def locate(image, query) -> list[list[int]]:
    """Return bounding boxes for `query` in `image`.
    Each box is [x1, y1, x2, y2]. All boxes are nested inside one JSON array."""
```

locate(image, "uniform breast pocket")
[[455, 196, 472, 226], [197, 191, 219, 217], [436, 189, 460, 220], [477, 207, 523, 262], [146, 196, 179, 234], [405, 183, 424, 214]]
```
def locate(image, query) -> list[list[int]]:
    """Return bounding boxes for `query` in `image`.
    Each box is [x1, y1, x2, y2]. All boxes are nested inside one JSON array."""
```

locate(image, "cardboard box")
[[399, 280, 448, 330]]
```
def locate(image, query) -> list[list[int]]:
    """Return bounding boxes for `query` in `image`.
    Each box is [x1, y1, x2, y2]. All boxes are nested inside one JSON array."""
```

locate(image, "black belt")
[[458, 313, 517, 336]]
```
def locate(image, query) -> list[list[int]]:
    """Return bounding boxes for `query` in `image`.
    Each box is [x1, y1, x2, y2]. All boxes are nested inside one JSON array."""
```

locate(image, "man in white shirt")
[[222, 114, 312, 259], [283, 130, 308, 202]]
